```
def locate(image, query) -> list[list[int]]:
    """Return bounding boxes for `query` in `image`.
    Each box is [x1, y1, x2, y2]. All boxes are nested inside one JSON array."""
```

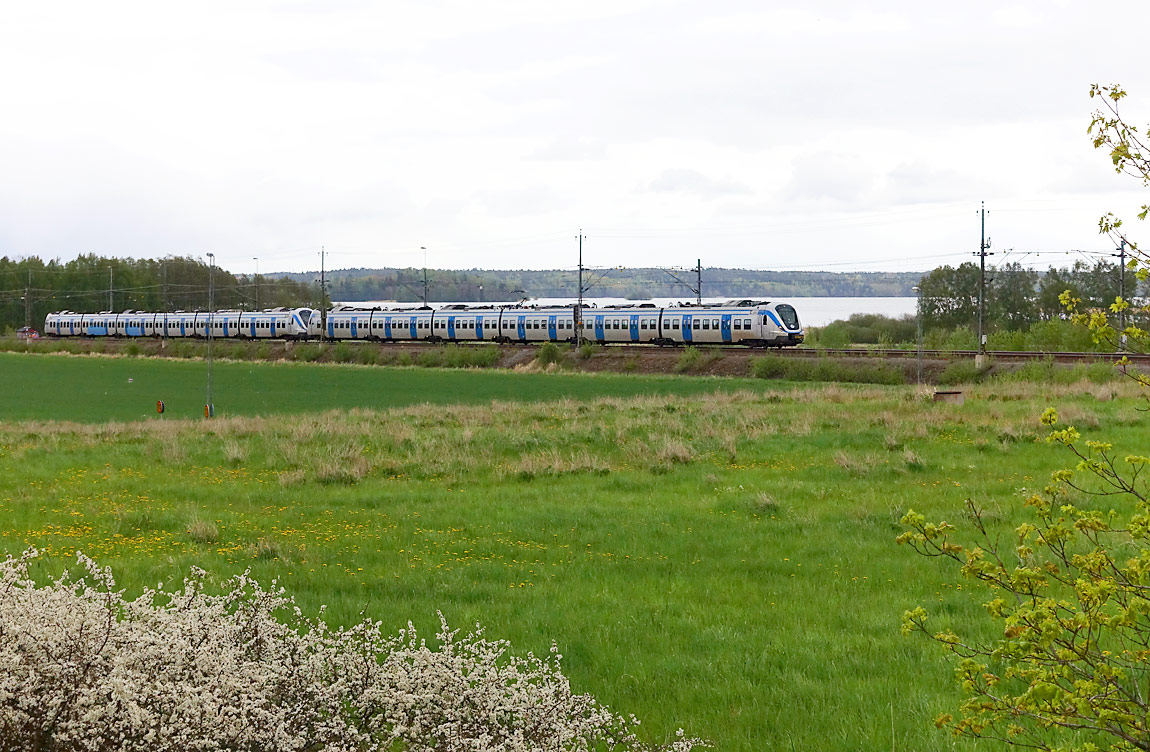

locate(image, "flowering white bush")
[[0, 549, 705, 752]]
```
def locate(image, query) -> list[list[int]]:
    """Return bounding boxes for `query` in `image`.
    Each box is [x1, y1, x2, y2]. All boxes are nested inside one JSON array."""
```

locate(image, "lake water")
[[346, 296, 917, 328]]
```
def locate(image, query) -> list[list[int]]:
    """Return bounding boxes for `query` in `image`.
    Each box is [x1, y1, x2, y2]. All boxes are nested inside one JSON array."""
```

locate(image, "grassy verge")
[[0, 351, 790, 422], [2, 372, 1144, 750]]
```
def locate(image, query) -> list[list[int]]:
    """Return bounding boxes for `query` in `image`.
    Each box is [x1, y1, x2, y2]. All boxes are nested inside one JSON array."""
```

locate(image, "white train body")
[[45, 300, 803, 347], [44, 308, 315, 339], [319, 300, 803, 347]]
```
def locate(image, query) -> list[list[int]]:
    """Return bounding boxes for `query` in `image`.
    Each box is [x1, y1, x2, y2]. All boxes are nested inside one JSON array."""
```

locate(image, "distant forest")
[[274, 267, 922, 303]]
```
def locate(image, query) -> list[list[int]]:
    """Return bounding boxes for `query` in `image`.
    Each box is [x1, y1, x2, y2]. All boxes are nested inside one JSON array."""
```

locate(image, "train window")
[[733, 320, 741, 330], [671, 319, 679, 329], [713, 319, 719, 328], [692, 319, 699, 330], [702, 320, 710, 330], [744, 319, 751, 328], [640, 320, 647, 329]]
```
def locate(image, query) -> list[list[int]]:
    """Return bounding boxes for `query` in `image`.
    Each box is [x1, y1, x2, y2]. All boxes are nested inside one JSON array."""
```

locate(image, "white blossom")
[[0, 549, 706, 752]]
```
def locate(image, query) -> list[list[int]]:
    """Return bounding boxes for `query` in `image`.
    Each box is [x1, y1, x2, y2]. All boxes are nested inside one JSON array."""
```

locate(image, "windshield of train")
[[298, 309, 312, 325], [775, 304, 799, 329]]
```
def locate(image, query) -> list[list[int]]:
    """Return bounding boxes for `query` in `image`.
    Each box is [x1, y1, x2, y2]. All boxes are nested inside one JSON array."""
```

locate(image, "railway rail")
[[749, 347, 1150, 364]]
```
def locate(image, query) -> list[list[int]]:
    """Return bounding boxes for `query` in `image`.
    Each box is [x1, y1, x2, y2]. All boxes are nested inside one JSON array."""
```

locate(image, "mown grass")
[[2, 363, 1145, 750], [0, 351, 790, 422]]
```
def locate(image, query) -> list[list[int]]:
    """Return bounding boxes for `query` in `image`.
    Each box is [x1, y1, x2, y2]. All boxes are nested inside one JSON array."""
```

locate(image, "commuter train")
[[43, 300, 804, 347]]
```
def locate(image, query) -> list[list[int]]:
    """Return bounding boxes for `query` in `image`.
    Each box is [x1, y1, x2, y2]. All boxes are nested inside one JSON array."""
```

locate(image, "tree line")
[[916, 258, 1144, 330]]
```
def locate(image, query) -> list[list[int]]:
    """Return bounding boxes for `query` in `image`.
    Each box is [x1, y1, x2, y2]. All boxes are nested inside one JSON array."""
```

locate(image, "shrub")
[[537, 341, 561, 366], [936, 359, 990, 385], [292, 343, 324, 362], [356, 346, 380, 365], [674, 346, 702, 373], [986, 329, 1027, 351], [812, 323, 850, 349], [748, 357, 787, 379], [332, 342, 354, 363], [0, 550, 704, 752], [416, 350, 443, 368], [124, 342, 142, 357], [750, 355, 905, 385]]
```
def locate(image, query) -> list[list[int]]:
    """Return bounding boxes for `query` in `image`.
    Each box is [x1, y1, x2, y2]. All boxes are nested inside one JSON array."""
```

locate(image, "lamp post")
[[252, 257, 260, 311], [912, 286, 923, 386], [206, 253, 215, 418]]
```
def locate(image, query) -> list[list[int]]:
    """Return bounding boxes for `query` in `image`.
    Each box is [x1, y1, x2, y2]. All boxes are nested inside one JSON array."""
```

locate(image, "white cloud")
[[648, 169, 752, 197]]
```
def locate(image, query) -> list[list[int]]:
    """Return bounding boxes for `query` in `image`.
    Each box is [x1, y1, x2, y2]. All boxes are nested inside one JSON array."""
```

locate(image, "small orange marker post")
[[157, 400, 165, 414]]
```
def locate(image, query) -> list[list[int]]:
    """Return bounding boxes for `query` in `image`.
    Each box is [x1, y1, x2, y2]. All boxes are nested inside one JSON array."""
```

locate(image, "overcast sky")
[[2, 0, 1148, 276]]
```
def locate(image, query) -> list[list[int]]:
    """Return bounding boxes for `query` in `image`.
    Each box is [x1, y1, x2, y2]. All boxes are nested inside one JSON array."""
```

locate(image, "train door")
[[683, 315, 693, 342], [629, 315, 639, 342], [594, 315, 604, 341], [447, 316, 456, 339], [721, 315, 732, 343], [476, 316, 485, 340], [517, 315, 526, 341], [547, 315, 557, 340]]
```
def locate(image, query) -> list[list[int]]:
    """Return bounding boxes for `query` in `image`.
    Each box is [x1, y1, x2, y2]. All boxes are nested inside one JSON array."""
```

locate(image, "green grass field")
[[0, 351, 782, 422], [2, 352, 1144, 750]]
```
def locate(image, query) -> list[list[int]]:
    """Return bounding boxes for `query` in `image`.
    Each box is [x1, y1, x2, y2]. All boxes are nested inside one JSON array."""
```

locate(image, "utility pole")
[[252, 257, 260, 311], [576, 231, 585, 345], [24, 270, 31, 328], [319, 246, 327, 336], [1117, 239, 1128, 350], [976, 201, 992, 368], [421, 246, 429, 306], [206, 253, 215, 418], [912, 286, 923, 385], [108, 267, 113, 311]]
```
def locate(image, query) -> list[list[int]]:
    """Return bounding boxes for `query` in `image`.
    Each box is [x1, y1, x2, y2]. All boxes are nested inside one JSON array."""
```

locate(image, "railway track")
[[752, 347, 1150, 364]]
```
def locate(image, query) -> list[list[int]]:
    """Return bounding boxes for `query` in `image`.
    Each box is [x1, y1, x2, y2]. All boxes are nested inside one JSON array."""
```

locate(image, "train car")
[[651, 301, 804, 347], [45, 308, 315, 340]]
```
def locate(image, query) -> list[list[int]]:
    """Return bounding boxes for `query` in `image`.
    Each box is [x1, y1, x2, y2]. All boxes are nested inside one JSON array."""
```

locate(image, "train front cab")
[[757, 304, 804, 347]]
